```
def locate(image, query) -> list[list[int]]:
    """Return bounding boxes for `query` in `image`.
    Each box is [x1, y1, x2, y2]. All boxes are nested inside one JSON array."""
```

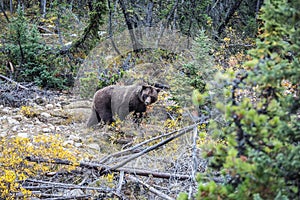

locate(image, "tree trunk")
[[208, 0, 243, 38], [119, 0, 143, 52], [108, 0, 121, 55], [61, 0, 108, 64], [217, 0, 243, 36], [41, 0, 46, 18], [0, 2, 9, 22], [10, 0, 13, 13]]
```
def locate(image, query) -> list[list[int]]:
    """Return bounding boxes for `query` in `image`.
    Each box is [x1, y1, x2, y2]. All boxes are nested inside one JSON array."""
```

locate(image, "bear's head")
[[140, 85, 160, 105]]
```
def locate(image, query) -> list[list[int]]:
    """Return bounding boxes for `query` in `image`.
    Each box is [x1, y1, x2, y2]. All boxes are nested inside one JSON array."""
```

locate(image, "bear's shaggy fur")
[[86, 84, 160, 127]]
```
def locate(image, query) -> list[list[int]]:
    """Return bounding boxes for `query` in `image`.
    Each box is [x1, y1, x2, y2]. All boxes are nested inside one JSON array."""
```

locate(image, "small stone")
[[40, 112, 51, 118], [7, 117, 20, 125], [0, 116, 7, 121], [55, 103, 62, 108], [56, 126, 62, 132], [63, 140, 74, 146], [12, 125, 20, 132], [34, 118, 43, 125], [87, 143, 100, 151], [35, 97, 46, 105], [0, 132, 7, 137], [45, 104, 54, 110], [12, 115, 23, 121], [17, 132, 29, 138], [74, 142, 83, 148], [69, 135, 81, 142], [2, 107, 11, 114], [42, 128, 51, 133]]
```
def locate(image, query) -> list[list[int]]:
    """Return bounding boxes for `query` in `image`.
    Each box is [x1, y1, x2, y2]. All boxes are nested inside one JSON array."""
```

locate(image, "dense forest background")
[[0, 0, 299, 199]]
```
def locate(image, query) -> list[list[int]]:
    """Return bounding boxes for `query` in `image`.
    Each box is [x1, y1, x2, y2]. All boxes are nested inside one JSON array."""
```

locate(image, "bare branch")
[[24, 178, 113, 192], [0, 74, 29, 90], [127, 175, 175, 200], [25, 156, 191, 180], [107, 122, 202, 171]]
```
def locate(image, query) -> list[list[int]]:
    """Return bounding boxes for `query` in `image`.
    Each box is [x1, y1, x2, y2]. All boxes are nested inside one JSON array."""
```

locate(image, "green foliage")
[[79, 69, 125, 98], [5, 7, 66, 89], [98, 69, 126, 89], [79, 72, 99, 98], [197, 0, 300, 199], [173, 30, 216, 110], [185, 30, 215, 93], [177, 192, 189, 200]]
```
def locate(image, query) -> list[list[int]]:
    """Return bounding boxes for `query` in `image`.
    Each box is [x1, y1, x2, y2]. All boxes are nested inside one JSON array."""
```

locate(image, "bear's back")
[[111, 85, 142, 120]]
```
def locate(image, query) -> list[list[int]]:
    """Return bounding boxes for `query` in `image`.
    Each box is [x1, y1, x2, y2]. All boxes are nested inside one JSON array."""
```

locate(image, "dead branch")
[[24, 178, 113, 192], [37, 26, 55, 34], [191, 126, 198, 181], [99, 127, 182, 163], [107, 122, 201, 171], [16, 190, 91, 199], [25, 156, 191, 180], [127, 175, 175, 200], [116, 170, 124, 195], [0, 74, 29, 90]]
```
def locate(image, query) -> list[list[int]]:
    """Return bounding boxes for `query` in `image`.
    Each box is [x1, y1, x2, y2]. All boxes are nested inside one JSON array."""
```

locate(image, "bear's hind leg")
[[87, 108, 101, 127]]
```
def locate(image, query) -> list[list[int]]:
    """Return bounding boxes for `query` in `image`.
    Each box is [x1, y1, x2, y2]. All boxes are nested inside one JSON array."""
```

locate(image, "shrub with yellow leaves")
[[19, 106, 38, 118], [0, 134, 79, 199]]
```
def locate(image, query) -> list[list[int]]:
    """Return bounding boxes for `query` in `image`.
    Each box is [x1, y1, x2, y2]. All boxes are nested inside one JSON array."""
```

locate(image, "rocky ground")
[[0, 85, 208, 199]]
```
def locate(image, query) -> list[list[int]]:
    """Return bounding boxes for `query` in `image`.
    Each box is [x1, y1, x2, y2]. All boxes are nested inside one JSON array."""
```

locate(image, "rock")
[[55, 126, 62, 132], [87, 143, 100, 151], [2, 107, 11, 114], [12, 115, 23, 121], [67, 108, 91, 122], [63, 140, 74, 146], [74, 142, 83, 148], [0, 132, 7, 137], [69, 135, 81, 142], [17, 132, 29, 138], [45, 104, 54, 110], [7, 117, 20, 125], [40, 112, 51, 118], [42, 128, 51, 133], [55, 103, 62, 108], [12, 125, 20, 132], [35, 96, 46, 105], [34, 118, 43, 125], [64, 101, 91, 109], [0, 116, 7, 121]]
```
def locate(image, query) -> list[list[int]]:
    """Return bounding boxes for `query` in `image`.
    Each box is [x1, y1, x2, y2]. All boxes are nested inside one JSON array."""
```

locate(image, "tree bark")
[[217, 0, 243, 36], [108, 0, 121, 55], [40, 0, 46, 18], [119, 0, 143, 52], [0, 2, 9, 22], [62, 0, 108, 63]]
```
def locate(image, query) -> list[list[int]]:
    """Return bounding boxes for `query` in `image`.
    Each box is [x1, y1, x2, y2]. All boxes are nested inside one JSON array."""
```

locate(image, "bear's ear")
[[142, 85, 153, 91], [155, 88, 161, 93], [142, 85, 149, 90]]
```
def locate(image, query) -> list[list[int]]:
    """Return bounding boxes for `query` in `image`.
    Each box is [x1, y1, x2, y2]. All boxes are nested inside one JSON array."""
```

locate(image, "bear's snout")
[[144, 96, 151, 105]]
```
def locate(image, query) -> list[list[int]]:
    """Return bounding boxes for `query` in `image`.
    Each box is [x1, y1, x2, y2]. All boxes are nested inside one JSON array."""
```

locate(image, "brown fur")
[[87, 84, 160, 127]]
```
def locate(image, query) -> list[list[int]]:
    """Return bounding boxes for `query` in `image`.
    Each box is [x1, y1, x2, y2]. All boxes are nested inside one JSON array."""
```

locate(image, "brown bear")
[[86, 84, 160, 127]]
